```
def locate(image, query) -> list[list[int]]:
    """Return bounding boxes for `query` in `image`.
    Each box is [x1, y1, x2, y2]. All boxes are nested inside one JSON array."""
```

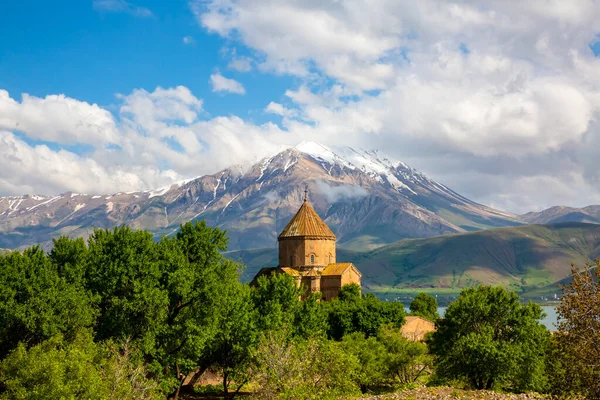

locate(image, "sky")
[[2, 0, 600, 214]]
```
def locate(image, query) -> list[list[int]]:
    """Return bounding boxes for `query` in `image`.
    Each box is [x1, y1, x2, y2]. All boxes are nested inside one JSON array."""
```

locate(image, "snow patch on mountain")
[[294, 142, 419, 195]]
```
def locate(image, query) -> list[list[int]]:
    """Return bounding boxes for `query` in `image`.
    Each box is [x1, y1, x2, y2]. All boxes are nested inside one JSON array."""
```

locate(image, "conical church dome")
[[278, 199, 336, 240]]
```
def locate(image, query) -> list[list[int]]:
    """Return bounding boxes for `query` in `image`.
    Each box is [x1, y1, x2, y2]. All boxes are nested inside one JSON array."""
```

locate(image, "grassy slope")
[[358, 222, 600, 295], [228, 223, 600, 297]]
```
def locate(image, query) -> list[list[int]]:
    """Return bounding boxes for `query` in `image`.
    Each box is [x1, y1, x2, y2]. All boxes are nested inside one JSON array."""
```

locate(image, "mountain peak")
[[288, 141, 425, 195], [294, 141, 334, 156], [0, 139, 521, 251]]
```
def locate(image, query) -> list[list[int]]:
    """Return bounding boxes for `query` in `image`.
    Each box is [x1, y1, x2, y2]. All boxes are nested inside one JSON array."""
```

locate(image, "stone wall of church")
[[341, 268, 361, 288], [320, 275, 342, 301], [320, 267, 361, 301], [278, 237, 336, 267]]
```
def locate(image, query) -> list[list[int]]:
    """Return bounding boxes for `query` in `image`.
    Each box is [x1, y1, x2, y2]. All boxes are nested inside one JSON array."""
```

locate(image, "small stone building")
[[401, 316, 436, 341], [252, 193, 361, 301]]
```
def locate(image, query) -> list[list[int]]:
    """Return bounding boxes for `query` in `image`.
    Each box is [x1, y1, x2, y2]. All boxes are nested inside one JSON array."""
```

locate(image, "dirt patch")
[[361, 386, 550, 400]]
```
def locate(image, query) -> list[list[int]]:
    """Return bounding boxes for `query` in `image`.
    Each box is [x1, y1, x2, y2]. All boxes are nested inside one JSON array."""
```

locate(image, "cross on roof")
[[304, 188, 308, 202]]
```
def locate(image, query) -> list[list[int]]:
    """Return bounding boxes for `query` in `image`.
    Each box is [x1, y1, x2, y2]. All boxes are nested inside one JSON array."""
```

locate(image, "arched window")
[[310, 254, 315, 264], [328, 254, 332, 264]]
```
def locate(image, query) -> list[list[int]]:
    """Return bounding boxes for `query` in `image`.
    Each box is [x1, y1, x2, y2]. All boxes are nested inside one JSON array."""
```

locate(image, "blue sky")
[[2, 0, 600, 213], [0, 0, 293, 124]]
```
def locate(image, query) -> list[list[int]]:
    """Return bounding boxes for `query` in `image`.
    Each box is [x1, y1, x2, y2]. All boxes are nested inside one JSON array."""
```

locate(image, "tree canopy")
[[409, 292, 439, 321], [552, 261, 600, 398], [428, 285, 550, 391], [1, 220, 577, 399]]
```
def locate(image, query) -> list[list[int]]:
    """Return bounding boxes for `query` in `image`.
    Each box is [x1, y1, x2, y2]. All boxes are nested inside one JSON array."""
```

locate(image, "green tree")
[[377, 324, 430, 385], [251, 273, 300, 333], [49, 236, 88, 285], [154, 221, 241, 398], [340, 332, 388, 393], [553, 262, 600, 398], [293, 292, 329, 339], [203, 282, 258, 398], [251, 274, 328, 340], [338, 283, 361, 300], [0, 247, 96, 359], [327, 285, 405, 340], [409, 292, 439, 321], [82, 222, 241, 399], [428, 286, 550, 391], [84, 226, 168, 346]]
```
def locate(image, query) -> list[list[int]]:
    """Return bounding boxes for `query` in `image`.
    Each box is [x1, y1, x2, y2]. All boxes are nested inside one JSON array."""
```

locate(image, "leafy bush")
[[254, 329, 360, 399], [0, 330, 107, 400], [341, 332, 388, 393], [0, 330, 161, 400], [378, 324, 431, 385]]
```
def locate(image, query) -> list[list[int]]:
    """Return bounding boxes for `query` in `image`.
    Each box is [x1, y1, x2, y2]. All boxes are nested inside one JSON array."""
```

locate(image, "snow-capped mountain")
[[0, 142, 521, 250]]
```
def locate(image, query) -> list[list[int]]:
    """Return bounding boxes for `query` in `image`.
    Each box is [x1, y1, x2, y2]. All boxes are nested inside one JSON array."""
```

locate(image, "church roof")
[[278, 199, 336, 239], [280, 267, 301, 276], [322, 262, 361, 276]]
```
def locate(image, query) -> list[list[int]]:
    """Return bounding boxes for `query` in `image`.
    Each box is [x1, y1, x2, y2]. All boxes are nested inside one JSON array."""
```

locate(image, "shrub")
[[254, 330, 360, 399]]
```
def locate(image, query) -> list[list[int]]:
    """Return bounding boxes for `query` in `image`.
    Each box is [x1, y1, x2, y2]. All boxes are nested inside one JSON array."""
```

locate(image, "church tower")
[[277, 190, 336, 271], [251, 189, 362, 301]]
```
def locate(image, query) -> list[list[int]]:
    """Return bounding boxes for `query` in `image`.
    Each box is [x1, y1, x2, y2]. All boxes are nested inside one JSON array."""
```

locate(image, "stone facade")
[[251, 194, 361, 301], [278, 237, 336, 269]]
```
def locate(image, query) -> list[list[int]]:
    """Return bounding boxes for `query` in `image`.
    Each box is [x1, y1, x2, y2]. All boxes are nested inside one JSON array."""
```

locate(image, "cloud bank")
[[4, 1, 600, 214]]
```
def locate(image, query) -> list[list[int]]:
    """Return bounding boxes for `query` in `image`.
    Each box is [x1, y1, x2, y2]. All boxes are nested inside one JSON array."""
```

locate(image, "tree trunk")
[[476, 378, 484, 390], [182, 365, 209, 391], [168, 363, 184, 400], [223, 371, 229, 399]]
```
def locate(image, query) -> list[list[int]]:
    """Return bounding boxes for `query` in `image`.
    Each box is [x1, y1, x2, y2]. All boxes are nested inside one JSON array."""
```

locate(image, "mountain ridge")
[[521, 205, 600, 225], [0, 142, 521, 250]]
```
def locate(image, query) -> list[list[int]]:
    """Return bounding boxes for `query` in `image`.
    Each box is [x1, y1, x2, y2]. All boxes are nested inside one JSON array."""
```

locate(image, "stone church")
[[252, 191, 362, 301]]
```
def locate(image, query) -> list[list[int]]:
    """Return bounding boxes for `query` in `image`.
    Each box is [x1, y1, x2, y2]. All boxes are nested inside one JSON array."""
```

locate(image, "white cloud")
[[0, 130, 176, 196], [92, 0, 153, 17], [0, 86, 287, 196], [5, 0, 600, 215], [315, 180, 369, 203], [228, 56, 253, 72], [183, 36, 195, 45], [264, 102, 295, 117], [209, 72, 246, 94], [0, 90, 119, 146], [188, 0, 600, 213]]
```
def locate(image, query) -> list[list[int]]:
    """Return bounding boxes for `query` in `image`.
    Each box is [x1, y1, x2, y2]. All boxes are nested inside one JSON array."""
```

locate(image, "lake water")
[[407, 306, 559, 330]]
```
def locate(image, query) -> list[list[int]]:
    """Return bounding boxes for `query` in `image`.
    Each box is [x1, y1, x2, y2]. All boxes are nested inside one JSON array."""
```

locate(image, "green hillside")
[[358, 222, 600, 296], [228, 222, 600, 298]]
